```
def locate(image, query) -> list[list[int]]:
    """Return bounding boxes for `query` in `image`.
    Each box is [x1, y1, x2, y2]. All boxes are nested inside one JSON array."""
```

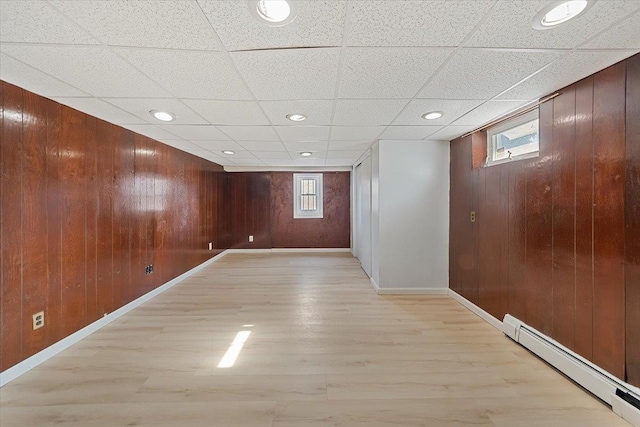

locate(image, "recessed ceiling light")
[[222, 150, 235, 155], [286, 113, 306, 122], [300, 152, 312, 157], [422, 111, 443, 120], [150, 110, 175, 122], [250, 0, 297, 27], [532, 1, 592, 30]]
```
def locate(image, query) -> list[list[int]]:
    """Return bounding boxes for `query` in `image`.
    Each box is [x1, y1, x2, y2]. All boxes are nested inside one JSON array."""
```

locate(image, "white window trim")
[[486, 109, 540, 167], [293, 173, 323, 219]]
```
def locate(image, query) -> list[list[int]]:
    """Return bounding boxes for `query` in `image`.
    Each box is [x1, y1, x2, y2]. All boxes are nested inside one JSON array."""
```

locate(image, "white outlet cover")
[[208, 242, 213, 250], [249, 235, 254, 242]]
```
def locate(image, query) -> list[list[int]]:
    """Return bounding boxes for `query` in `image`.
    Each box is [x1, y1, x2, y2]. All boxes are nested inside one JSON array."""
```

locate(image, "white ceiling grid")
[[0, 0, 638, 167]]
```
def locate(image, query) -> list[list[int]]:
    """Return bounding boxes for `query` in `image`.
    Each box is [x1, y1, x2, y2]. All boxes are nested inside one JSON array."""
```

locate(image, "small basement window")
[[486, 109, 539, 166], [293, 173, 323, 219]]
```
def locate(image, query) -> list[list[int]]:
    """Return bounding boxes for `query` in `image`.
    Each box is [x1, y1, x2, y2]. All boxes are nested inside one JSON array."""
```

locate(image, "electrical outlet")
[[249, 235, 254, 242], [209, 242, 213, 251], [470, 211, 476, 223], [33, 311, 44, 330]]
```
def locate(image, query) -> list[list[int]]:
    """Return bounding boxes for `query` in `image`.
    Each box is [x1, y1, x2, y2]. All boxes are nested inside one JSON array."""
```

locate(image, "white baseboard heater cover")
[[502, 314, 640, 427]]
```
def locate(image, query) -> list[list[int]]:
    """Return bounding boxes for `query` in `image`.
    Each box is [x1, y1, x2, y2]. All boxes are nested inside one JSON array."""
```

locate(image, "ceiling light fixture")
[[300, 152, 312, 157], [422, 111, 443, 120], [222, 150, 235, 155], [286, 113, 306, 122], [150, 110, 175, 122], [532, 1, 592, 30], [250, 0, 297, 27]]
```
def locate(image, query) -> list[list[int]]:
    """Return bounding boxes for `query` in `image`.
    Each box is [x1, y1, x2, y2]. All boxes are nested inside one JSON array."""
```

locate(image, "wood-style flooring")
[[0, 253, 629, 426]]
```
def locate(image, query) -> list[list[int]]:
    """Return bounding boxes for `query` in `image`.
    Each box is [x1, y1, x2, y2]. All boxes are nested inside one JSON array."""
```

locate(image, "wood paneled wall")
[[449, 55, 639, 385], [222, 172, 351, 249], [271, 172, 351, 248], [0, 81, 224, 372]]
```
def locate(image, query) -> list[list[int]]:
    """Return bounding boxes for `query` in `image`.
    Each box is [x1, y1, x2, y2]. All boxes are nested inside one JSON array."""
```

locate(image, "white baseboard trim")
[[448, 289, 502, 331], [502, 314, 640, 427], [0, 250, 228, 387], [377, 288, 449, 295], [227, 248, 351, 254]]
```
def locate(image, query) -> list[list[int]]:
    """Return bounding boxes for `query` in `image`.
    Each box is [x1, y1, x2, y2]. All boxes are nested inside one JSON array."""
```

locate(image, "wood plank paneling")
[[449, 55, 640, 385], [21, 90, 49, 359], [1, 82, 23, 370], [270, 172, 349, 248], [59, 106, 87, 337], [0, 81, 226, 372], [524, 100, 554, 335], [574, 76, 595, 361], [625, 54, 640, 384], [551, 86, 576, 350], [592, 61, 626, 379]]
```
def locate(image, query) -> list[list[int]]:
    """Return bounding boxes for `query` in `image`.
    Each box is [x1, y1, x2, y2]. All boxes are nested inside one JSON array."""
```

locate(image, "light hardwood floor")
[[0, 253, 629, 426]]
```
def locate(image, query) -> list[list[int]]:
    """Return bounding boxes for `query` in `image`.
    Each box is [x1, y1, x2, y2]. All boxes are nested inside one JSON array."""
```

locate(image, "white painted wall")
[[355, 156, 372, 277], [378, 140, 449, 290], [371, 143, 380, 287]]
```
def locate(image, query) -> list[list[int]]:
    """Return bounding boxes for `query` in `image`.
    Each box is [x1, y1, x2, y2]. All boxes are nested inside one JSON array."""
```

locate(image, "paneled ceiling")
[[1, 1, 638, 168]]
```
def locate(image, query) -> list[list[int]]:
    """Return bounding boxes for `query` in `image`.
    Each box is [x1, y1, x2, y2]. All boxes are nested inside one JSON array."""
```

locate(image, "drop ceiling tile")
[[274, 126, 330, 141], [216, 150, 257, 159], [333, 99, 408, 126], [339, 48, 452, 99], [346, 0, 493, 47], [426, 125, 477, 141], [266, 159, 295, 167], [378, 126, 443, 140], [250, 151, 293, 160], [466, 0, 640, 49], [198, 0, 346, 51], [161, 125, 230, 140], [393, 99, 484, 126], [231, 48, 340, 100], [0, 1, 98, 45], [233, 159, 268, 166], [51, 1, 223, 51], [115, 48, 252, 100], [419, 49, 561, 100], [182, 100, 269, 125], [283, 141, 329, 152], [237, 141, 287, 152], [328, 140, 375, 151], [0, 53, 88, 97], [161, 140, 207, 152], [190, 140, 245, 151], [105, 98, 208, 125], [581, 11, 640, 49], [326, 150, 364, 159], [1, 45, 170, 98], [451, 101, 528, 127], [52, 97, 144, 125], [121, 124, 179, 142], [259, 100, 334, 126], [330, 126, 385, 141], [325, 158, 357, 166], [294, 158, 327, 166], [499, 51, 638, 101], [219, 126, 279, 141]]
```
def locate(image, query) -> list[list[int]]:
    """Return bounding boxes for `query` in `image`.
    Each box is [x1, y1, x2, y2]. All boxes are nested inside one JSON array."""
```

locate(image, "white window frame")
[[486, 109, 540, 167], [293, 173, 323, 219]]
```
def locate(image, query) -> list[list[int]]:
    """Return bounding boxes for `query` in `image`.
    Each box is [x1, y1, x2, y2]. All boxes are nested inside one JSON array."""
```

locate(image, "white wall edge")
[[370, 277, 379, 293], [227, 248, 351, 254], [0, 250, 229, 387], [448, 289, 502, 331], [377, 288, 449, 295]]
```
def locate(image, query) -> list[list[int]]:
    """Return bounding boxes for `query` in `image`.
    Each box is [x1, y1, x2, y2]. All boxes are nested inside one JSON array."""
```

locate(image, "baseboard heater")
[[502, 314, 640, 427]]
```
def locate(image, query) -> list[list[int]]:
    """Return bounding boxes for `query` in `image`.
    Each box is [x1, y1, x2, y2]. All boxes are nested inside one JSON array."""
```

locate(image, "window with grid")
[[293, 173, 323, 219]]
